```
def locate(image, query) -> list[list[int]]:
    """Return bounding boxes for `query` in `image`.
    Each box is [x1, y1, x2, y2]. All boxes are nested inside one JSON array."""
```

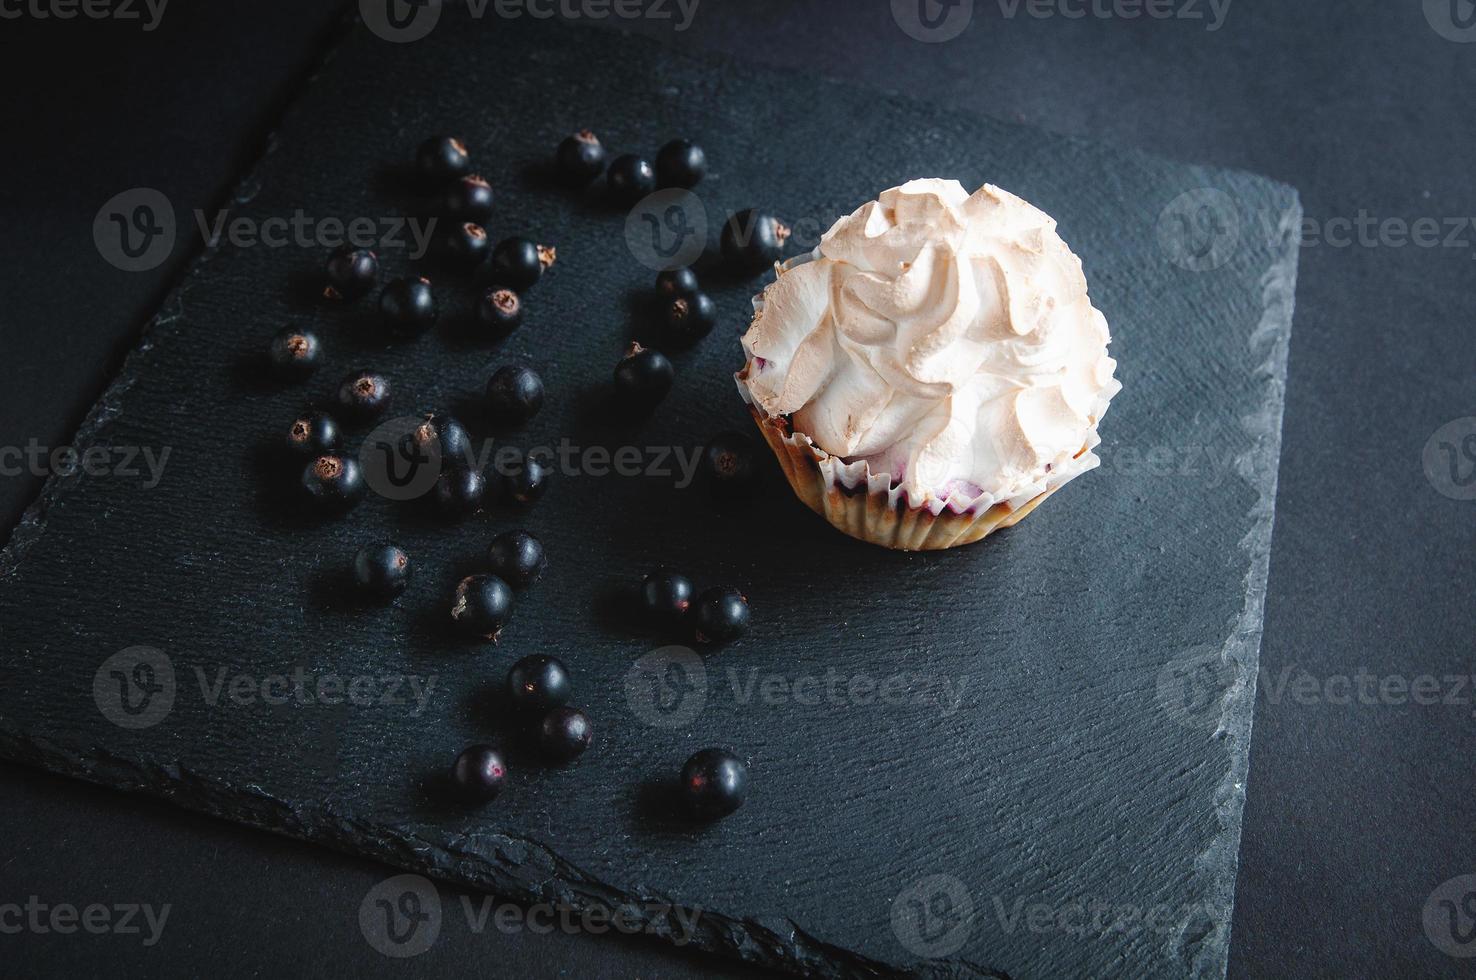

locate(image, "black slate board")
[[0, 12, 1299, 979]]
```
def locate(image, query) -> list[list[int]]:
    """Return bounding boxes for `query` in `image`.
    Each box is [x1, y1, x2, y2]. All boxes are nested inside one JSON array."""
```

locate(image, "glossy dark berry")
[[613, 342, 674, 413], [324, 245, 378, 301], [555, 130, 607, 186], [484, 365, 545, 427], [606, 154, 656, 204], [416, 135, 471, 183], [538, 707, 592, 765], [490, 237, 556, 291], [476, 288, 524, 337], [268, 327, 321, 381], [444, 174, 494, 222], [703, 431, 759, 497], [692, 586, 750, 644], [655, 267, 700, 300], [379, 277, 438, 338], [450, 744, 506, 802], [722, 209, 791, 275], [301, 455, 366, 510], [640, 569, 694, 625], [405, 413, 473, 471], [656, 139, 707, 189], [434, 467, 487, 520], [663, 292, 718, 347], [487, 530, 546, 589], [679, 748, 748, 820], [353, 543, 412, 602], [451, 574, 514, 641], [506, 655, 571, 714], [501, 452, 552, 506], [336, 369, 392, 422], [286, 412, 340, 459], [439, 222, 490, 272]]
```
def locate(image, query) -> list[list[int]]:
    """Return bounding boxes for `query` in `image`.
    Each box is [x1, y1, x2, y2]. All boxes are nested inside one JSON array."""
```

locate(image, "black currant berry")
[[434, 467, 487, 520], [444, 174, 494, 222], [655, 267, 700, 300], [556, 130, 607, 186], [506, 654, 571, 714], [439, 222, 490, 272], [663, 292, 718, 347], [379, 277, 438, 338], [692, 586, 750, 644], [286, 412, 340, 459], [613, 342, 674, 413], [336, 369, 392, 422], [451, 574, 514, 640], [416, 135, 471, 183], [606, 154, 656, 204], [405, 413, 473, 471], [656, 139, 707, 189], [501, 452, 551, 506], [450, 744, 506, 802], [722, 209, 791, 275], [324, 245, 378, 301], [487, 530, 546, 589], [353, 543, 412, 603], [538, 707, 592, 765], [485, 365, 545, 427], [703, 431, 759, 498], [476, 288, 524, 338], [640, 569, 695, 626], [679, 748, 748, 820], [301, 455, 366, 510], [490, 237, 556, 291], [268, 327, 321, 381]]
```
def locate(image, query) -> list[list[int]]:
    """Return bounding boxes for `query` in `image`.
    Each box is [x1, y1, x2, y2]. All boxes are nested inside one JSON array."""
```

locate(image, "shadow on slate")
[[0, 11, 1300, 980]]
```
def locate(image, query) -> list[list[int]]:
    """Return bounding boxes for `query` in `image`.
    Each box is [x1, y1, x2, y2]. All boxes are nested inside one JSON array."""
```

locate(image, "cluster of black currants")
[[638, 569, 751, 645], [554, 131, 707, 202]]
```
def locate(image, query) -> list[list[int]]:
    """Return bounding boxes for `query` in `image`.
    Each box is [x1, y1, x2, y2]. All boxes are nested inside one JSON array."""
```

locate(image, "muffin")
[[735, 179, 1121, 551]]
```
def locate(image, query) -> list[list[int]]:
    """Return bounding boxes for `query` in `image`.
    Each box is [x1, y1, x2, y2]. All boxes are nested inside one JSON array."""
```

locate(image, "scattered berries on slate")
[[506, 654, 572, 714], [501, 452, 552, 505], [655, 267, 700, 300], [450, 744, 507, 802], [353, 543, 412, 603], [487, 530, 547, 589], [268, 327, 321, 381], [286, 411, 340, 459], [606, 154, 656, 204], [434, 467, 487, 520], [538, 707, 593, 765], [491, 237, 556, 291], [656, 139, 707, 189], [692, 586, 751, 644], [555, 130, 608, 186], [444, 174, 495, 222], [439, 222, 490, 272], [485, 365, 545, 427], [703, 431, 759, 497], [416, 135, 471, 183], [336, 369, 392, 422], [613, 342, 674, 413], [405, 413, 472, 471], [722, 209, 791, 275], [324, 245, 378, 301], [301, 454, 366, 510], [640, 569, 695, 626], [451, 574, 514, 641], [663, 291, 718, 347], [476, 287, 524, 337], [379, 277, 438, 338], [679, 748, 748, 820]]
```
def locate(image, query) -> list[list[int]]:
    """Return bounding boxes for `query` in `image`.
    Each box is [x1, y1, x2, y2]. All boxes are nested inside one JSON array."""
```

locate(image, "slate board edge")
[[0, 14, 1303, 980]]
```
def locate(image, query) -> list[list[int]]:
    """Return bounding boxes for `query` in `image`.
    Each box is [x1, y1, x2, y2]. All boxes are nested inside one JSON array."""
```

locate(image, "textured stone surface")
[[0, 13, 1298, 978]]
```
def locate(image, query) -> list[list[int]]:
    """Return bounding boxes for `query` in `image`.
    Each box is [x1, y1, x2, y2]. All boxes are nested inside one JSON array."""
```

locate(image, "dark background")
[[0, 2, 1470, 977]]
